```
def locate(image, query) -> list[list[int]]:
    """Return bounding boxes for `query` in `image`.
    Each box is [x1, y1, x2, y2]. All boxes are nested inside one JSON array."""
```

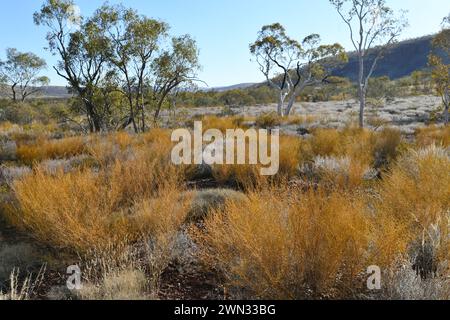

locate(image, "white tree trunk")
[[358, 54, 366, 129], [359, 86, 366, 128], [285, 94, 297, 116], [444, 87, 449, 125]]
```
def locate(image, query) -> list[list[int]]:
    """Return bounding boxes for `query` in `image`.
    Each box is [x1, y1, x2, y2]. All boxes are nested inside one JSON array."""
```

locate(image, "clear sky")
[[0, 0, 448, 87]]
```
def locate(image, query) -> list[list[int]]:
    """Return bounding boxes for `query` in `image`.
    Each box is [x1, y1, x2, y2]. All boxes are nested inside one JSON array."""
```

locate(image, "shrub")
[[255, 112, 281, 129], [0, 166, 32, 187], [195, 187, 370, 299], [183, 189, 247, 223], [0, 140, 17, 161], [379, 260, 450, 300]]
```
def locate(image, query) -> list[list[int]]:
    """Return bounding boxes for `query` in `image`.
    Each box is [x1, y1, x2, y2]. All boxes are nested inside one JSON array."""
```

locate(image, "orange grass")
[[195, 187, 371, 299]]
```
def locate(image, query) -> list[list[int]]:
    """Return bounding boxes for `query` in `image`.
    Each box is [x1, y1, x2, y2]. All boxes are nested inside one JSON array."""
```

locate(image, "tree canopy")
[[0, 48, 49, 102], [250, 23, 347, 116]]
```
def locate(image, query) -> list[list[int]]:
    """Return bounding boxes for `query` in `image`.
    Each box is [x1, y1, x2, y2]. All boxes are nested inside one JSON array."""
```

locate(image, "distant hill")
[[39, 86, 72, 98], [333, 35, 440, 81], [200, 83, 257, 92], [0, 85, 72, 99]]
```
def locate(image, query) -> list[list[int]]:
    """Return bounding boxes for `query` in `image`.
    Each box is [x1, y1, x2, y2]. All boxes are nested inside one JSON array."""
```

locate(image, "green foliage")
[[429, 17, 450, 124], [0, 48, 48, 102], [250, 23, 347, 116], [34, 1, 200, 133]]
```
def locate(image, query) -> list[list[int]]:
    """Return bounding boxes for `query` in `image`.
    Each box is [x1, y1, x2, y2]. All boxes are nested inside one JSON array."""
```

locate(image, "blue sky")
[[0, 0, 448, 87]]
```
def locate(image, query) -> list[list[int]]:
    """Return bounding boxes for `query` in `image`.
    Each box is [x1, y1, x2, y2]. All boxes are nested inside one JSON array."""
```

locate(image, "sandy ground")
[[163, 95, 443, 134]]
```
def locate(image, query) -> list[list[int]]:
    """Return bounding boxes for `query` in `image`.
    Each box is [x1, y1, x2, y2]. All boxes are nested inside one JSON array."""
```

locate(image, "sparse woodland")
[[0, 0, 449, 300]]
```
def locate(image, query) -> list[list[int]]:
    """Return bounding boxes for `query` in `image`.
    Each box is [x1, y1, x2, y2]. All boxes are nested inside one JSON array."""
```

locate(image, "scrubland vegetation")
[[0, 0, 449, 302], [0, 114, 449, 300]]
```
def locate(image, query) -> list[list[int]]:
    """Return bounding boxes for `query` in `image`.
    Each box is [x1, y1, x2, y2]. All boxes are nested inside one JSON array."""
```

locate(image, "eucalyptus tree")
[[34, 0, 112, 132], [250, 23, 347, 116], [0, 48, 49, 102], [429, 14, 450, 125], [92, 4, 169, 132], [151, 35, 201, 123], [329, 0, 408, 128], [89, 4, 200, 131]]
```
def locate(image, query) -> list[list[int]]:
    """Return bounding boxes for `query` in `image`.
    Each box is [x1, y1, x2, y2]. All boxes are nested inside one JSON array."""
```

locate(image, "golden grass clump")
[[211, 135, 303, 189], [139, 128, 173, 146], [212, 163, 268, 190], [372, 145, 450, 268], [16, 136, 87, 165], [278, 135, 303, 177], [6, 146, 189, 252], [255, 112, 282, 128], [310, 129, 343, 157], [415, 126, 450, 148], [200, 116, 246, 133], [308, 127, 402, 170], [195, 187, 370, 299]]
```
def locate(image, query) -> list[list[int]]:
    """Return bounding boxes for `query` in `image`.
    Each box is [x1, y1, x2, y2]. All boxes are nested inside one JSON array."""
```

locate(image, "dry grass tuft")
[[416, 126, 450, 148], [372, 145, 450, 269], [0, 267, 46, 301], [16, 136, 87, 165], [255, 112, 282, 128], [195, 187, 370, 299], [5, 145, 189, 252]]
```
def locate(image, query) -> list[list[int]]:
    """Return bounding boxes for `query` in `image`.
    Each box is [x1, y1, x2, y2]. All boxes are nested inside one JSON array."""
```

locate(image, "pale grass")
[[283, 114, 318, 125], [0, 267, 45, 301]]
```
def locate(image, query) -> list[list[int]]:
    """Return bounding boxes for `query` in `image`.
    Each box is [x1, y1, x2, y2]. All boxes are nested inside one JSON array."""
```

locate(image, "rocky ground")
[[162, 95, 443, 134]]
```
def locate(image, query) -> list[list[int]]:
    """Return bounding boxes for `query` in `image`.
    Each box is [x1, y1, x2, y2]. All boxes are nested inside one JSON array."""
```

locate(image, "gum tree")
[[34, 0, 111, 132], [429, 14, 450, 124], [329, 0, 408, 128], [250, 23, 347, 116], [92, 4, 169, 132], [83, 4, 200, 131], [0, 48, 49, 102], [151, 35, 200, 123]]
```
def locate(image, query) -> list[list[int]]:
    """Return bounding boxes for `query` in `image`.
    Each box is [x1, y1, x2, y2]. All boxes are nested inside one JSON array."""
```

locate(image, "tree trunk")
[[358, 54, 366, 129], [85, 100, 102, 133], [11, 83, 17, 102], [126, 94, 138, 133], [444, 88, 449, 125], [277, 92, 283, 116], [285, 93, 298, 116], [154, 99, 164, 124], [285, 84, 306, 116], [444, 104, 449, 125], [359, 85, 366, 129]]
